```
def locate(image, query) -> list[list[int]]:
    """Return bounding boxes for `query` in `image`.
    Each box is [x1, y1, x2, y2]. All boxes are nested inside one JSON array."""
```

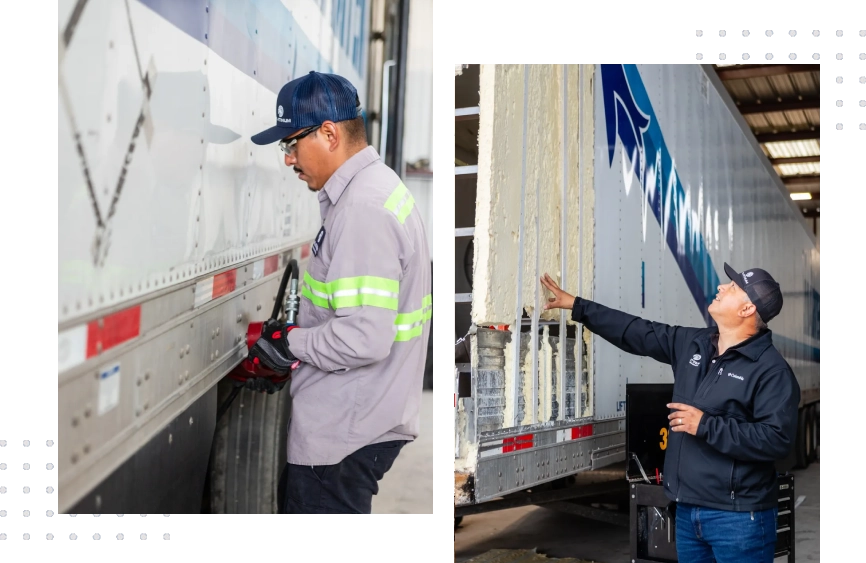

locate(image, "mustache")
[[293, 166, 303, 175]]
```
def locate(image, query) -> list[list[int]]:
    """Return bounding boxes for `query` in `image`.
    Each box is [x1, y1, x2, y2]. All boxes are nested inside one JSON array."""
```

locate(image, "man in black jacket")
[[540, 263, 799, 563]]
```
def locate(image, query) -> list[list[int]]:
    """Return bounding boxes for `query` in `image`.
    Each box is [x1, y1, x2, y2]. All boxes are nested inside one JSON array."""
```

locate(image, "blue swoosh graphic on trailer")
[[600, 64, 819, 363], [137, 0, 367, 95], [601, 64, 720, 326]]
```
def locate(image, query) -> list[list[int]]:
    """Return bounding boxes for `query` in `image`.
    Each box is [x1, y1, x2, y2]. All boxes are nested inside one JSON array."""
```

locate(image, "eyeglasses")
[[279, 126, 320, 155]]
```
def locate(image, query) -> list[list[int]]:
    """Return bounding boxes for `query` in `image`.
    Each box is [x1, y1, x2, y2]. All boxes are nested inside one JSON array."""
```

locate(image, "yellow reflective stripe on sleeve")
[[330, 275, 399, 294], [304, 271, 328, 294], [395, 325, 423, 342], [330, 275, 399, 310], [384, 182, 407, 213], [395, 310, 423, 325], [394, 293, 432, 342], [396, 195, 415, 223], [384, 182, 415, 224], [302, 272, 399, 311], [303, 270, 429, 341], [302, 272, 330, 308], [302, 284, 329, 308], [332, 292, 398, 310]]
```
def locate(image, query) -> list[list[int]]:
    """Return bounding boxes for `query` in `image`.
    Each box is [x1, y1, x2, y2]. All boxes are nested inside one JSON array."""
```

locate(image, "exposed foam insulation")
[[566, 65, 603, 418], [501, 336, 517, 426], [473, 65, 596, 429], [473, 64, 524, 325], [566, 66, 592, 304], [472, 65, 595, 325], [454, 396, 474, 473], [577, 325, 593, 417], [518, 335, 533, 425], [540, 326, 553, 421], [455, 332, 482, 474], [522, 65, 562, 320]]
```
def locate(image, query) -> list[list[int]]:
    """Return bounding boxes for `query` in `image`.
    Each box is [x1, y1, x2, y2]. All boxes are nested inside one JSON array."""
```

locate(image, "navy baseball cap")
[[251, 71, 361, 145], [724, 263, 783, 323]]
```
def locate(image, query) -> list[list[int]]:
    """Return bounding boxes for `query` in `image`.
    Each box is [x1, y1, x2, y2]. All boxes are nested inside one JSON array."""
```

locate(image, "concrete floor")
[[371, 389, 433, 513], [456, 460, 819, 562]]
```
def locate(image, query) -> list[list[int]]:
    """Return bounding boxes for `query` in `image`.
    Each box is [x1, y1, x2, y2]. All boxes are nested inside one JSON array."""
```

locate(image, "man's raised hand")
[[540, 273, 576, 311]]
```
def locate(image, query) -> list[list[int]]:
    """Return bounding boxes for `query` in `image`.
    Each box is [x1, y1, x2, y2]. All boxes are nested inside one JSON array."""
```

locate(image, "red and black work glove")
[[247, 319, 300, 376]]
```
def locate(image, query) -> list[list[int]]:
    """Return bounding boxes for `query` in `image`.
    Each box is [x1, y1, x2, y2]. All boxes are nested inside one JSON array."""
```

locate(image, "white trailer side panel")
[[593, 65, 818, 419], [59, 0, 367, 324], [58, 0, 369, 511]]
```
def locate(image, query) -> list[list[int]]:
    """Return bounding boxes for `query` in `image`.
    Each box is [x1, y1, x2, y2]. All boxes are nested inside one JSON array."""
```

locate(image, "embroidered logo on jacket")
[[689, 354, 701, 367], [727, 372, 744, 381]]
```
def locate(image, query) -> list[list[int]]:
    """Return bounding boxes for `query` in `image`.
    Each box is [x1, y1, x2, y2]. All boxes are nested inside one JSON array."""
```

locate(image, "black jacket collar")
[[705, 329, 773, 361]]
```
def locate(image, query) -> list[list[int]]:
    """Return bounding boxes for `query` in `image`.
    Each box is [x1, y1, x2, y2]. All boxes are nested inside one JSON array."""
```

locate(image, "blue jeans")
[[675, 502, 777, 563]]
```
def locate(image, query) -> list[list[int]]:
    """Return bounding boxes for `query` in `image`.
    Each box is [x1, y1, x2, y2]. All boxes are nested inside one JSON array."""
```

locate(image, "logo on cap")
[[276, 105, 291, 123]]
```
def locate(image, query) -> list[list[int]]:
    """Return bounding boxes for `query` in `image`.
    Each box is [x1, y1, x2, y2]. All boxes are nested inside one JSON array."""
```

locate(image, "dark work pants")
[[277, 440, 407, 514]]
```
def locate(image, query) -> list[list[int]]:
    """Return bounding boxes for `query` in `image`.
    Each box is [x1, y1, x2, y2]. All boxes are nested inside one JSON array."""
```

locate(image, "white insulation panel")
[[472, 64, 594, 326]]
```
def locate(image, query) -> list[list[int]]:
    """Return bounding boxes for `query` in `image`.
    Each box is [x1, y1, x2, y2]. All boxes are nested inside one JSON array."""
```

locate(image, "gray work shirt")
[[286, 146, 431, 465]]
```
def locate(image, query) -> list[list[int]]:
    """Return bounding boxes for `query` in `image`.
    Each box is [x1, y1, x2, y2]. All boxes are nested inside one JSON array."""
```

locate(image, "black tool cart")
[[626, 383, 795, 563]]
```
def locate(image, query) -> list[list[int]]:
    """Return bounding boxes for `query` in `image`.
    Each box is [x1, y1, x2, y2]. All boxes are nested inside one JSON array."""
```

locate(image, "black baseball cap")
[[251, 71, 362, 145], [724, 263, 783, 323]]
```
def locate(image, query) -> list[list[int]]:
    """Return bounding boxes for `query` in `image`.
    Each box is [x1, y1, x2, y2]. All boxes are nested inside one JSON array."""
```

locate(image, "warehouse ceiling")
[[712, 64, 820, 226], [455, 65, 820, 232]]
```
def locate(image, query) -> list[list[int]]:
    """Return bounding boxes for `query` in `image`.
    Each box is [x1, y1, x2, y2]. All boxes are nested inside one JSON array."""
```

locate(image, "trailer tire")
[[794, 407, 809, 469], [204, 376, 292, 513]]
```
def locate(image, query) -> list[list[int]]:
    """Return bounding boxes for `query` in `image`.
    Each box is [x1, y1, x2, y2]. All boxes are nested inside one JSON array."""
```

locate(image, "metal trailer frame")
[[455, 65, 624, 509], [58, 0, 370, 512], [455, 63, 819, 509], [58, 246, 306, 512]]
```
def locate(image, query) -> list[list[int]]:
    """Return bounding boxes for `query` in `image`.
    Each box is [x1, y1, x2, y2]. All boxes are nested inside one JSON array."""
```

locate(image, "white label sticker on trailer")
[[98, 363, 121, 416], [252, 259, 265, 281], [58, 325, 87, 373], [194, 277, 215, 308]]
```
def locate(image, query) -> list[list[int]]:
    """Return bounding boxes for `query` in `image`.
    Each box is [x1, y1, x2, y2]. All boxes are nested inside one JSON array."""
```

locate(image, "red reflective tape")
[[301, 244, 311, 259], [571, 425, 594, 439], [212, 270, 237, 299], [86, 306, 141, 358], [502, 433, 533, 453], [571, 427, 580, 440], [264, 255, 280, 276]]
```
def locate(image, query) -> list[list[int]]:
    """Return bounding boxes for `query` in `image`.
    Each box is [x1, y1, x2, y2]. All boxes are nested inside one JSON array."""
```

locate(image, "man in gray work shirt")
[[250, 71, 431, 513]]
